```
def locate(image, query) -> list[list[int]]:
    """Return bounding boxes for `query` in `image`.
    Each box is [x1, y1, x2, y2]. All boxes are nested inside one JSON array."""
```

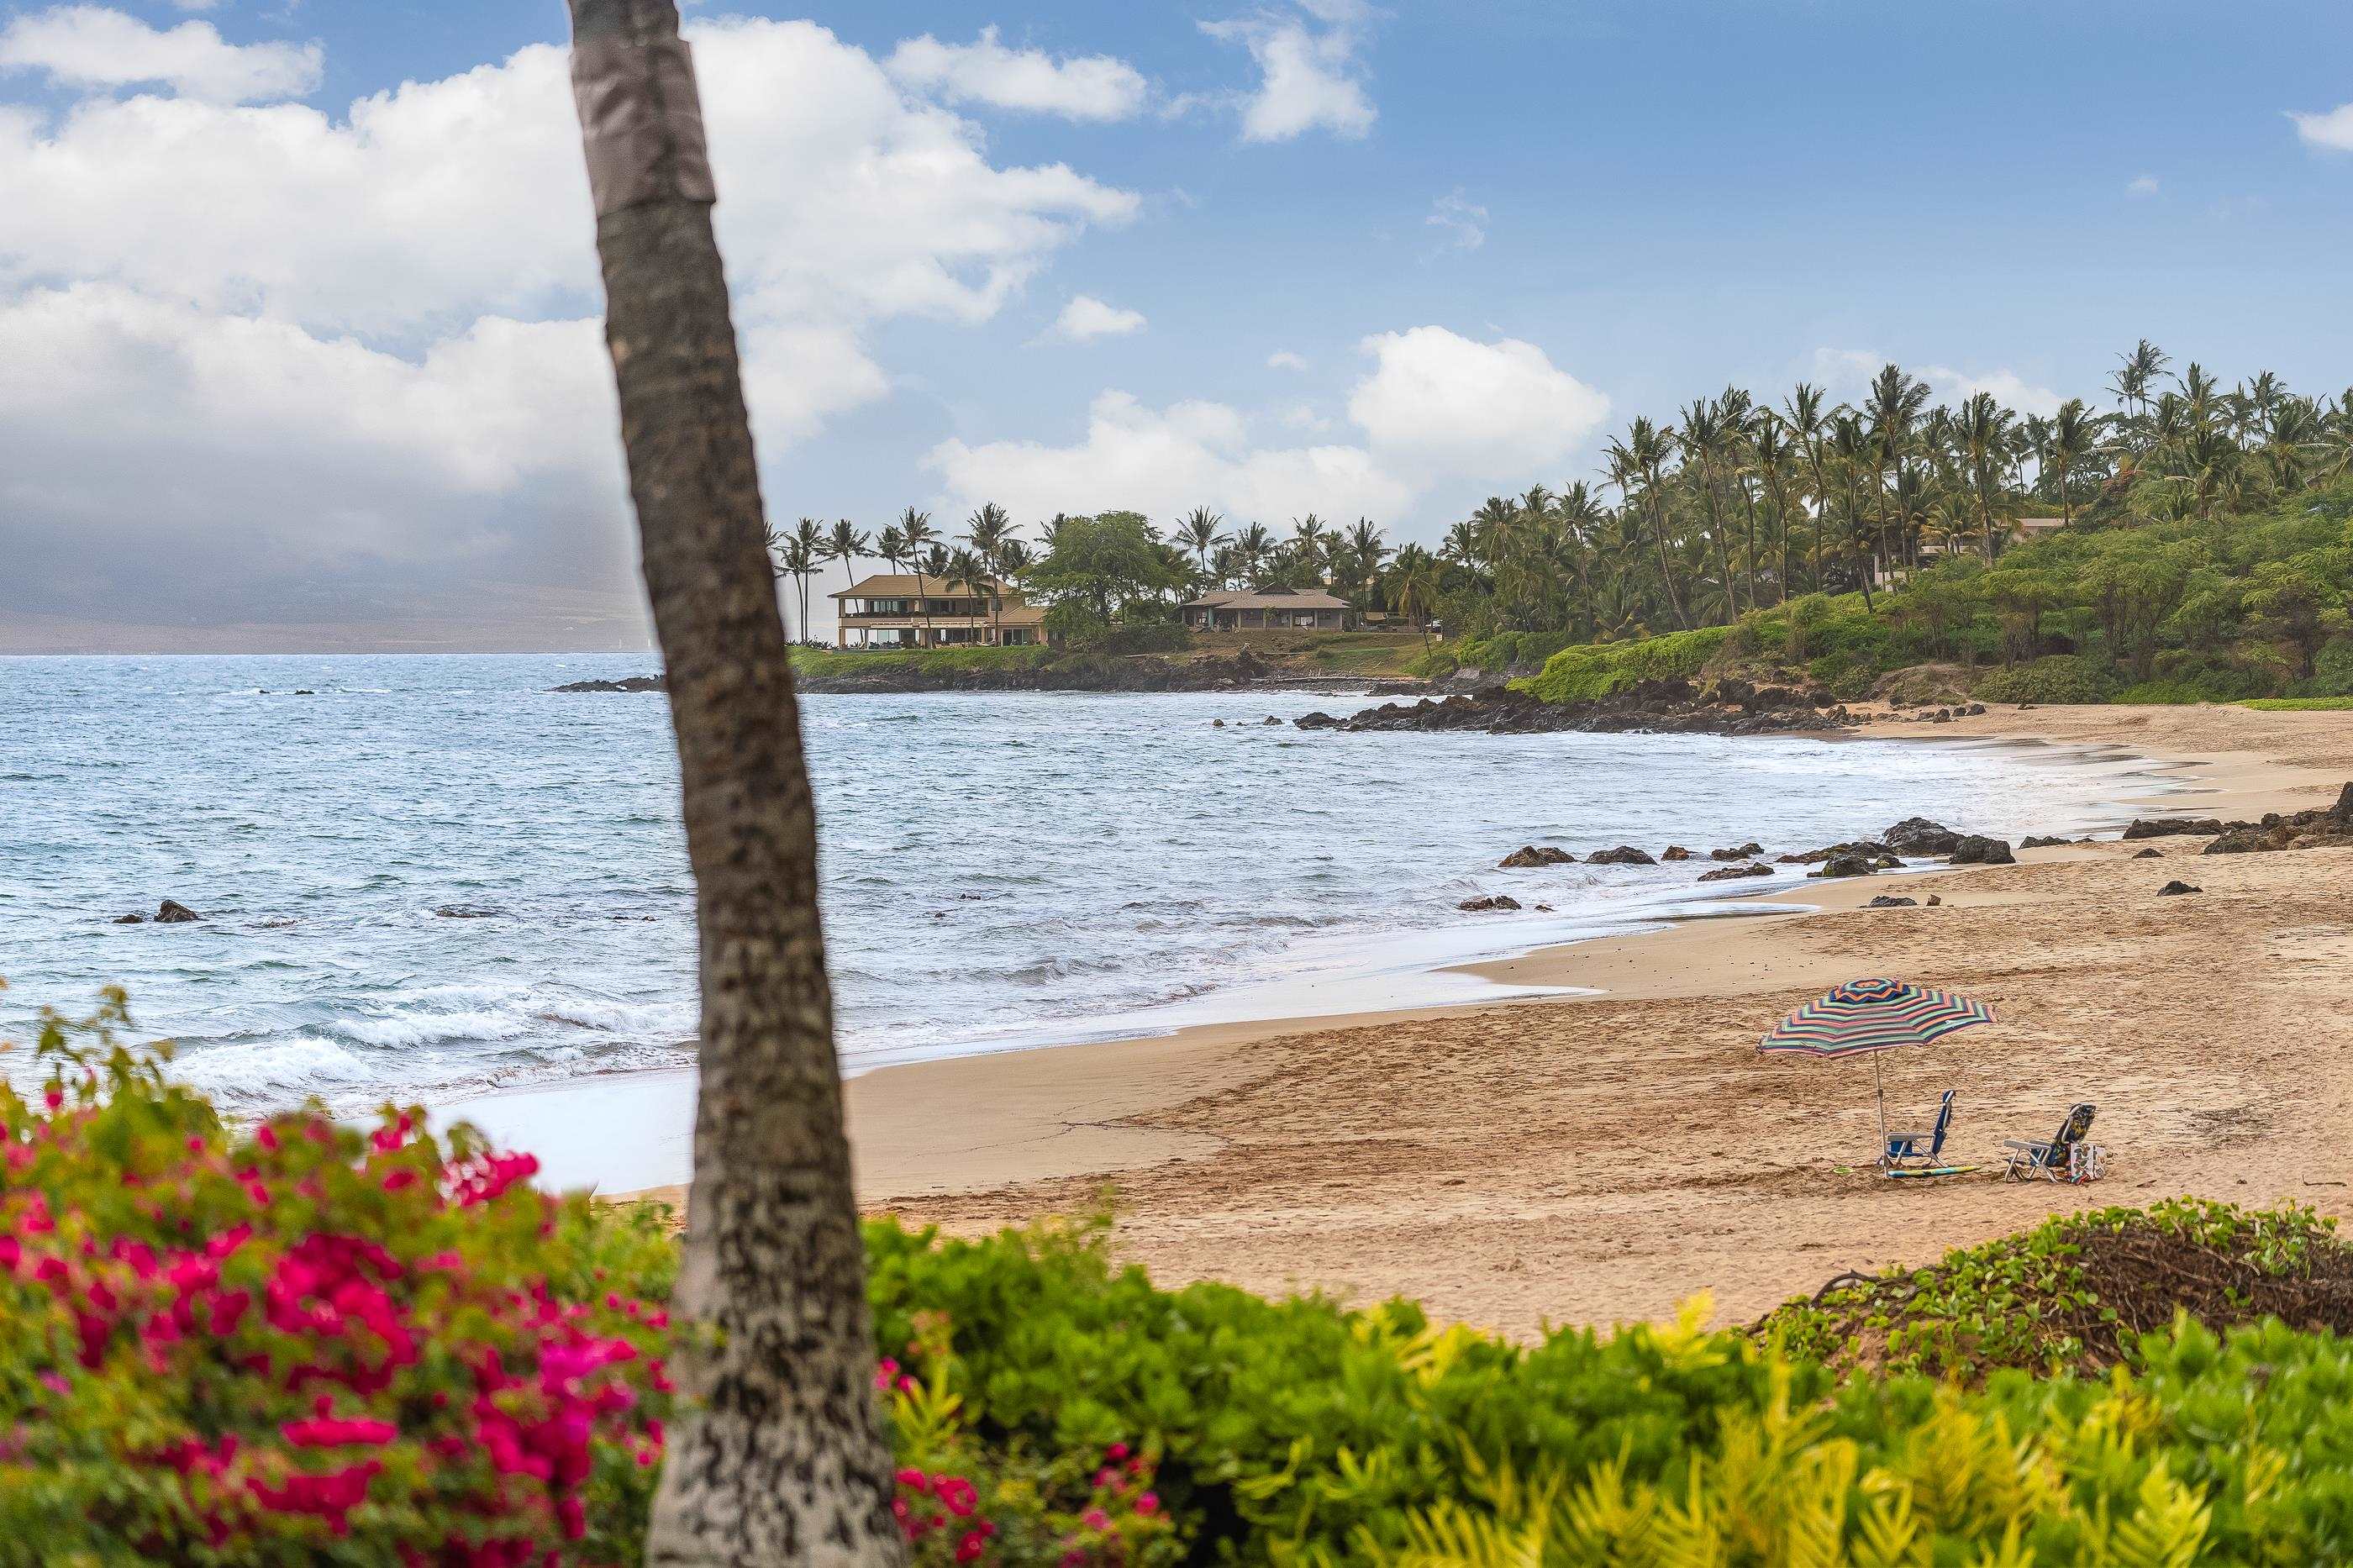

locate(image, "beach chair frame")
[[2002, 1102, 2098, 1182], [1882, 1088, 1956, 1172]]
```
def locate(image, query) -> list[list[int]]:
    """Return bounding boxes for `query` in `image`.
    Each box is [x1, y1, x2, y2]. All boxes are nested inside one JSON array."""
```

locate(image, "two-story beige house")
[[829, 575, 1049, 648]]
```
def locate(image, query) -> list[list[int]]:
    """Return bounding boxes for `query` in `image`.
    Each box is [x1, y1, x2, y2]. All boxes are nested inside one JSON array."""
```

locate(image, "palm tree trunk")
[[562, 5, 900, 1564]]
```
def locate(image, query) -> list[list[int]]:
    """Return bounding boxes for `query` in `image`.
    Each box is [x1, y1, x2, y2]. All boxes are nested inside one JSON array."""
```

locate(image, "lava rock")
[[113, 913, 146, 924], [1585, 845, 1658, 866], [2157, 881, 2202, 897], [1698, 862, 1773, 881], [2133, 847, 2163, 859], [1661, 846, 1693, 861], [2019, 834, 2070, 849], [1866, 895, 1919, 908], [1883, 817, 1964, 855], [1926, 895, 1943, 907], [434, 904, 503, 919], [1498, 845, 1576, 869], [1811, 853, 1878, 878], [552, 675, 665, 693], [1947, 835, 2016, 866], [1263, 715, 1282, 725], [2122, 816, 2230, 840], [1459, 894, 1524, 913], [1781, 839, 1895, 865], [155, 900, 203, 923], [1709, 842, 1765, 860]]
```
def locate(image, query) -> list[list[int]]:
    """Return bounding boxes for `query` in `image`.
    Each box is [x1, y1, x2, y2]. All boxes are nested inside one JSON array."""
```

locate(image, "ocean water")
[[0, 654, 2170, 1117]]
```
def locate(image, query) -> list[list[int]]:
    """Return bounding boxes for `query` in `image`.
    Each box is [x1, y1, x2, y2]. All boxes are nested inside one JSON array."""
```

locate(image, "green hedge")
[[1518, 626, 1733, 702], [1973, 654, 2123, 704]]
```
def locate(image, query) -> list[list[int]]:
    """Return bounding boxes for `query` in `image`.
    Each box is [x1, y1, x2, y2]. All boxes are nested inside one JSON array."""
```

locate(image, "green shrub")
[[0, 990, 676, 1564], [1519, 626, 1732, 702], [1972, 654, 2122, 704], [2245, 696, 2353, 711]]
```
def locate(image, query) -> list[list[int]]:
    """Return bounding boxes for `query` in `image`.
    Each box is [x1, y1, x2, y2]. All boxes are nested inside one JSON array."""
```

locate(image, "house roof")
[[1183, 588, 1350, 611], [2014, 517, 2066, 533], [829, 574, 1020, 599]]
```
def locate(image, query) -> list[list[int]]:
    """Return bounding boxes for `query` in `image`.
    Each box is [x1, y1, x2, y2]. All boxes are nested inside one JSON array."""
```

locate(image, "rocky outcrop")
[[2019, 834, 2071, 849], [1698, 862, 1773, 881], [2132, 847, 2164, 859], [1585, 845, 1657, 866], [2158, 881, 2202, 897], [1866, 895, 1919, 908], [1810, 853, 1880, 878], [2121, 816, 2235, 840], [1947, 835, 2016, 866], [1709, 842, 1764, 860], [2202, 784, 2353, 855], [554, 675, 665, 693], [155, 900, 202, 923], [1882, 818, 1963, 855], [1294, 677, 1856, 737], [1661, 846, 1693, 861], [1498, 845, 1576, 869], [1459, 894, 1523, 913], [1780, 840, 1898, 866]]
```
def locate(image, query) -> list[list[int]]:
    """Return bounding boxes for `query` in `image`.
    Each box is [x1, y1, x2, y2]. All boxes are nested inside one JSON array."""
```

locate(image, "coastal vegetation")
[[24, 1004, 2353, 1565], [789, 344, 2353, 705]]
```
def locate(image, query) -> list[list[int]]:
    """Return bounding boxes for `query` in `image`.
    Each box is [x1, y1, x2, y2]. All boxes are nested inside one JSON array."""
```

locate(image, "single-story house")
[[1182, 588, 1349, 632]]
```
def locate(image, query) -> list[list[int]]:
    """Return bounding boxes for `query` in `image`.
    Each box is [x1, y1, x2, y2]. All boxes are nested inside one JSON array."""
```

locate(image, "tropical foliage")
[[29, 986, 2353, 1565]]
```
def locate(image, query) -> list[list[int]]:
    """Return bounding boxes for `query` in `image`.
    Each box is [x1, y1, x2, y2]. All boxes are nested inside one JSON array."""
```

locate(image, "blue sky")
[[1, 0, 2347, 649]]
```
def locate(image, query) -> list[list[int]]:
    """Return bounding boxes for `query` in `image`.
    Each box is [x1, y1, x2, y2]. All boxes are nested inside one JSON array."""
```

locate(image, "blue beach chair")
[[2003, 1102, 2100, 1182], [1882, 1089, 1956, 1172]]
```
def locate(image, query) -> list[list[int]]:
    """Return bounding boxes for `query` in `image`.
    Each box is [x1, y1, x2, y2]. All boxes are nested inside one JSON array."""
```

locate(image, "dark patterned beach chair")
[[2002, 1102, 2100, 1182], [1882, 1089, 1956, 1171]]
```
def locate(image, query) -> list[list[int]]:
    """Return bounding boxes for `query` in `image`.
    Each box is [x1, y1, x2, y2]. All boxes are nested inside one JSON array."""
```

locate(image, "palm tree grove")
[[786, 343, 2353, 706]]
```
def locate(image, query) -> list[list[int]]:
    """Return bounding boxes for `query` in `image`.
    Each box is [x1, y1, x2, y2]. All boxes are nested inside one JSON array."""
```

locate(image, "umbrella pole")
[[1874, 1054, 1888, 1164]]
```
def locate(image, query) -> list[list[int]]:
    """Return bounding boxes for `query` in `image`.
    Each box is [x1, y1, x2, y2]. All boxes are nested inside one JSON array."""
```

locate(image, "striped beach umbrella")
[[1759, 977, 1997, 1160]]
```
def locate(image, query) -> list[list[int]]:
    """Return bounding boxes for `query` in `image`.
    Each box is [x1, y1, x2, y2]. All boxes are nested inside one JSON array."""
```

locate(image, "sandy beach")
[[592, 702, 2353, 1339]]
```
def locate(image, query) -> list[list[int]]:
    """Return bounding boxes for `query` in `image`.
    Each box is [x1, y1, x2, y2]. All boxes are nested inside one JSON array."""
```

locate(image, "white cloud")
[[1426, 188, 1487, 251], [2289, 102, 2353, 152], [928, 325, 1609, 529], [1266, 350, 1308, 371], [169, 0, 220, 9], [1048, 294, 1147, 341], [1809, 347, 2062, 418], [928, 390, 1412, 526], [0, 13, 1140, 634], [1201, 3, 1376, 143], [1350, 327, 1609, 476], [0, 5, 320, 104], [2126, 173, 2160, 196], [885, 26, 1147, 122]]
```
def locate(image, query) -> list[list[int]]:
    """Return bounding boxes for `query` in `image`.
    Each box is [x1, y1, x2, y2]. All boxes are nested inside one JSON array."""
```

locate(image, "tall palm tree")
[[824, 518, 870, 609], [1290, 513, 1329, 583], [1605, 417, 1687, 630], [2041, 400, 2103, 524], [1176, 507, 1227, 578], [898, 506, 939, 647], [1862, 364, 1929, 575], [1827, 412, 1876, 610], [1950, 392, 2013, 560], [1388, 544, 1443, 647], [872, 523, 909, 649], [2109, 339, 2169, 427], [1777, 386, 1834, 593], [559, 5, 900, 1556], [945, 546, 997, 645], [1235, 521, 1276, 586]]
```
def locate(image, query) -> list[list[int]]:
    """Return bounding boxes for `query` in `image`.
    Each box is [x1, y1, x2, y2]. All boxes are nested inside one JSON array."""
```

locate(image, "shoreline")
[[501, 702, 2353, 1335], [452, 716, 2169, 1194]]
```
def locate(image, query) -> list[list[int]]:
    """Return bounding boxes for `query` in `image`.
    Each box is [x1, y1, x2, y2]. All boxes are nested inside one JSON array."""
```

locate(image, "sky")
[[2, 0, 2349, 652]]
